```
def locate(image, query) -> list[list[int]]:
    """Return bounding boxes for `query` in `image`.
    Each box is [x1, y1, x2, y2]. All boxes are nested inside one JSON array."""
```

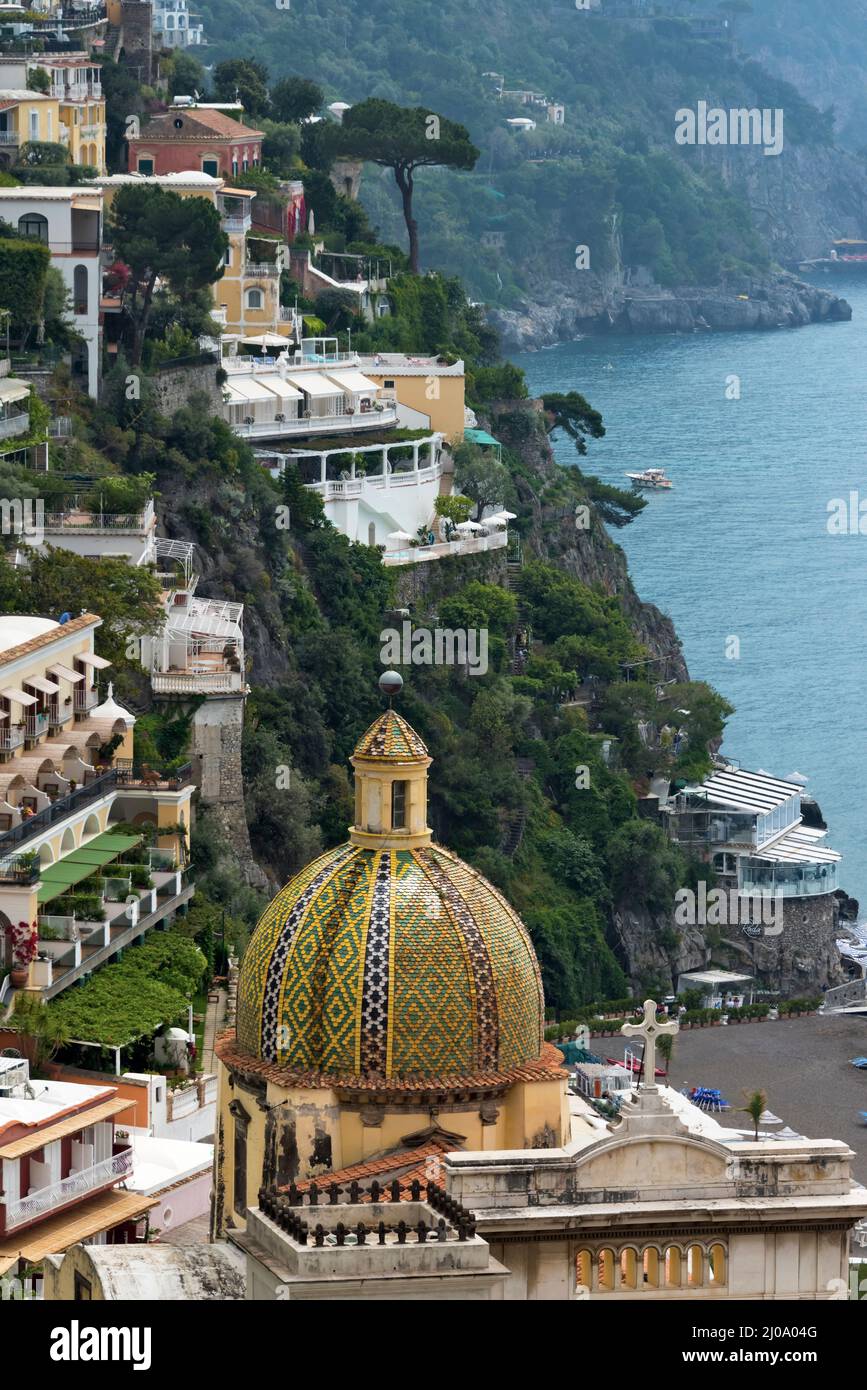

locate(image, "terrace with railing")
[[4, 1147, 133, 1232]]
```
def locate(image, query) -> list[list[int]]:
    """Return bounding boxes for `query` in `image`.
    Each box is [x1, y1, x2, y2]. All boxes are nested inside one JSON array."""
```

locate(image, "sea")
[[512, 273, 867, 912]]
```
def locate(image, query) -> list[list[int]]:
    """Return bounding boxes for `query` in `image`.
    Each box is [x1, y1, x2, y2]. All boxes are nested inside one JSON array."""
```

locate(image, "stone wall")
[[393, 548, 508, 609], [191, 696, 266, 889], [119, 0, 155, 84], [149, 360, 224, 418]]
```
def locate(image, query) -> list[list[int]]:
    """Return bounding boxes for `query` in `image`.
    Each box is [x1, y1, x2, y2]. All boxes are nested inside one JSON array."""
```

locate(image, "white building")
[[152, 0, 205, 47], [0, 186, 102, 396]]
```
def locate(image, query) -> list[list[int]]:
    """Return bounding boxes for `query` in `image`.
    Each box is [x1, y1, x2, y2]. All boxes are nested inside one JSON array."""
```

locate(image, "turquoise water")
[[513, 275, 867, 909]]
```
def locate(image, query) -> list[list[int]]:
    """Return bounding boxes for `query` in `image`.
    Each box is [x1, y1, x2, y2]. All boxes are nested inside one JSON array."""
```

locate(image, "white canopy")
[[224, 378, 277, 405], [240, 333, 290, 348], [48, 663, 84, 685], [259, 377, 303, 402], [325, 368, 379, 394], [76, 652, 111, 671], [1, 686, 36, 706], [456, 520, 484, 533], [284, 372, 339, 398], [387, 531, 414, 543], [0, 378, 29, 405], [25, 675, 60, 696]]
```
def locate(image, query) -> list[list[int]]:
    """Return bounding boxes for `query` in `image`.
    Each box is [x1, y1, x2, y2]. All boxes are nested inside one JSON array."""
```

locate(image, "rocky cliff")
[[490, 272, 851, 351]]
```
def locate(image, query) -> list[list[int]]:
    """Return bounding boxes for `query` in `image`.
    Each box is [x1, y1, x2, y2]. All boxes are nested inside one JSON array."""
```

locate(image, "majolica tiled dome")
[[236, 713, 545, 1082]]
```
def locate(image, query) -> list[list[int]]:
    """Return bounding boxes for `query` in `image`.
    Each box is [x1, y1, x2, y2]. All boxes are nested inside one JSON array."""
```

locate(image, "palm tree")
[[742, 1089, 767, 1141]]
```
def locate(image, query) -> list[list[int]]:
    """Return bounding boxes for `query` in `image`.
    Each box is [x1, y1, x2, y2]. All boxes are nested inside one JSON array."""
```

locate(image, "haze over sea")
[[513, 274, 867, 911]]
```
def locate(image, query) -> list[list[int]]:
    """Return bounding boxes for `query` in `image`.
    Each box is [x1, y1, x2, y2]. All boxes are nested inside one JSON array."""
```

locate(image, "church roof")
[[352, 709, 428, 762], [232, 838, 548, 1087]]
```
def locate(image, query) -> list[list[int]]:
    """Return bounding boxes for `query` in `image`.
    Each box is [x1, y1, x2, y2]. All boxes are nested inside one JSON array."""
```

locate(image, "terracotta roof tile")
[[216, 1031, 566, 1097], [284, 1139, 454, 1201], [0, 613, 101, 667], [133, 109, 264, 142], [352, 709, 429, 762]]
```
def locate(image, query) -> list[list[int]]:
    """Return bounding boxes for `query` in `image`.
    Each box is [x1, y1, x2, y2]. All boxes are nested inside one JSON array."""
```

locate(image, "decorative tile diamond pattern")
[[388, 851, 475, 1076], [415, 847, 499, 1070], [237, 840, 544, 1079], [257, 844, 358, 1062], [435, 847, 545, 1067]]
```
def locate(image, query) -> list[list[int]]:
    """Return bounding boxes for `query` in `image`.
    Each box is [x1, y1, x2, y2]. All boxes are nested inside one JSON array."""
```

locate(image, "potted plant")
[[8, 919, 37, 988]]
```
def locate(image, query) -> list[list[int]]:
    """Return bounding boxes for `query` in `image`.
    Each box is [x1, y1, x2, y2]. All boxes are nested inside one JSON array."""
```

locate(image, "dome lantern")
[[349, 710, 432, 850]]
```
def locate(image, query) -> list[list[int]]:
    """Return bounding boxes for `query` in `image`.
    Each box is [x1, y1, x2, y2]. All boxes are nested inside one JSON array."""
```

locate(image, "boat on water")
[[625, 467, 673, 491]]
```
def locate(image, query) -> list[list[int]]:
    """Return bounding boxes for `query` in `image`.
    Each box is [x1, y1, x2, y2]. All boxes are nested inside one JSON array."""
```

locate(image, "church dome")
[[236, 709, 545, 1085]]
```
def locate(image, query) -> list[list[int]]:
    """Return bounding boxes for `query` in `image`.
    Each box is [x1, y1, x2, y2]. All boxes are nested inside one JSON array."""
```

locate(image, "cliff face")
[[490, 273, 851, 351]]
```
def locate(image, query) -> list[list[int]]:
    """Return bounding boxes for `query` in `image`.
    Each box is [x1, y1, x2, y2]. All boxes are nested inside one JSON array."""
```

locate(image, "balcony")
[[0, 727, 24, 753], [25, 713, 48, 739], [223, 214, 251, 234], [4, 1146, 133, 1231], [150, 669, 245, 695], [48, 704, 73, 732], [383, 529, 509, 567], [0, 410, 29, 441], [0, 769, 116, 855], [0, 853, 40, 885], [44, 508, 151, 533], [0, 132, 20, 146], [244, 262, 280, 278], [229, 405, 399, 440], [114, 760, 194, 791], [74, 686, 99, 716]]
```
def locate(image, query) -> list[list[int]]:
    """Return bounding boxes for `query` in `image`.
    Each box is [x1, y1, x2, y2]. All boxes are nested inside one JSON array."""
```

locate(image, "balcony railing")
[[5, 1146, 133, 1231], [0, 132, 20, 146], [0, 769, 116, 854], [222, 215, 251, 233], [74, 686, 99, 716], [48, 705, 73, 730], [0, 727, 24, 752], [25, 713, 48, 739], [229, 405, 399, 439], [114, 760, 194, 790], [0, 853, 40, 884], [44, 509, 149, 532], [245, 262, 280, 278], [0, 410, 30, 441], [151, 670, 245, 694]]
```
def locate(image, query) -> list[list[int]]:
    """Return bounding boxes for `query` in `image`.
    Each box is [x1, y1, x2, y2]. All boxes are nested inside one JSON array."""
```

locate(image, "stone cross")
[[621, 1000, 678, 1088]]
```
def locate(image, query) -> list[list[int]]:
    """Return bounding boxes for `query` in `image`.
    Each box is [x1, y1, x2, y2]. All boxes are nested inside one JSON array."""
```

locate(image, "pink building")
[[127, 107, 263, 179], [0, 1057, 156, 1277]]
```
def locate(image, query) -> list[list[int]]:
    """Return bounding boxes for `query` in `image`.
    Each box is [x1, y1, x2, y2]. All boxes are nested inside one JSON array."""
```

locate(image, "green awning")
[[464, 428, 501, 449], [37, 831, 142, 905]]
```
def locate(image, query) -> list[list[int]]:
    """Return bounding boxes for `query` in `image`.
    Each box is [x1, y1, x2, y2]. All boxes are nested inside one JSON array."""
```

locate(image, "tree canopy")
[[324, 98, 479, 271], [108, 184, 227, 362]]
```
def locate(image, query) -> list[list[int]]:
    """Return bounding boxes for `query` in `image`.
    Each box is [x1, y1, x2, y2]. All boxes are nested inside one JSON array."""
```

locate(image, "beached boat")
[[625, 467, 673, 491]]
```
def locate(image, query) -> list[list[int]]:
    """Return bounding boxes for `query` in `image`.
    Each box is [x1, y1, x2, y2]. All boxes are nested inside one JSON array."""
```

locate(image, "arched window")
[[18, 212, 48, 243], [687, 1244, 704, 1287], [228, 1099, 250, 1217], [709, 1244, 727, 1287], [619, 1248, 638, 1290], [73, 265, 88, 315], [575, 1250, 592, 1293], [664, 1246, 682, 1288], [642, 1247, 660, 1288], [246, 288, 263, 309], [597, 1248, 615, 1292], [367, 521, 376, 546]]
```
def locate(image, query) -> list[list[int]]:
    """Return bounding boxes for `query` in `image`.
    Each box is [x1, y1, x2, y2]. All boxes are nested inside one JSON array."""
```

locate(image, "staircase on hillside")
[[501, 758, 535, 859]]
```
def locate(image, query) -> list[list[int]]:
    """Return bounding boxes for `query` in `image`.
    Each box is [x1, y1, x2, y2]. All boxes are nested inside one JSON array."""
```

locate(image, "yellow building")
[[213, 703, 568, 1234], [0, 53, 106, 172], [95, 172, 291, 340], [357, 352, 466, 441]]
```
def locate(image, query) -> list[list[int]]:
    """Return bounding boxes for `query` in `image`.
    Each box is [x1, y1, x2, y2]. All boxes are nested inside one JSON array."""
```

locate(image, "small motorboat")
[[625, 468, 673, 491], [850, 1057, 867, 1069]]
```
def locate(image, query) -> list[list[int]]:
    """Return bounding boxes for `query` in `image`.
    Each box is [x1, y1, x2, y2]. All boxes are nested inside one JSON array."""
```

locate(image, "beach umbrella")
[[456, 519, 484, 532], [759, 1110, 783, 1125], [387, 531, 414, 543]]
